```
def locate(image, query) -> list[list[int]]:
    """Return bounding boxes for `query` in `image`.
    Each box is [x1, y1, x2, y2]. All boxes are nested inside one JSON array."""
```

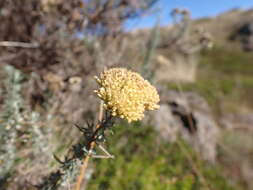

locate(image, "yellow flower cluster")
[[94, 68, 160, 122]]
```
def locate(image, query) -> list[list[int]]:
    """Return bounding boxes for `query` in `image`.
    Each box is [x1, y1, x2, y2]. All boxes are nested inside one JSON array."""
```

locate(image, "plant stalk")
[[74, 101, 104, 190]]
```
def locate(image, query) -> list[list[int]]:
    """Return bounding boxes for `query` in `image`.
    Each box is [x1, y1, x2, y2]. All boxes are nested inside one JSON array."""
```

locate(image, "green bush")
[[88, 123, 236, 190], [167, 46, 253, 111]]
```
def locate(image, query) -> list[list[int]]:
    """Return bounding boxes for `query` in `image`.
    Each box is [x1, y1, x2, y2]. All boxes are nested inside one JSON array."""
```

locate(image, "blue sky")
[[125, 0, 253, 30]]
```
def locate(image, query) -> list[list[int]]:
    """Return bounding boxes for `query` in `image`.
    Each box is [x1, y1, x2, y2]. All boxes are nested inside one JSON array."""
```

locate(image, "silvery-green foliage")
[[0, 65, 24, 177]]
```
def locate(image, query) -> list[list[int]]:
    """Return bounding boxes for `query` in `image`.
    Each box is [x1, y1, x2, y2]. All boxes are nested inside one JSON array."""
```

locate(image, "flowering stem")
[[74, 129, 97, 190], [74, 101, 104, 190]]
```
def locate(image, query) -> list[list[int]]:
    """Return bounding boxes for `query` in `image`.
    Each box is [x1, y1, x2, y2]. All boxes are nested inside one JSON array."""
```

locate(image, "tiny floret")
[[94, 68, 160, 122]]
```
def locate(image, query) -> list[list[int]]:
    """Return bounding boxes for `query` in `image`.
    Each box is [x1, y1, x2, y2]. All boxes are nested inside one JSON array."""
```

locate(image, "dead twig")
[[0, 41, 39, 48]]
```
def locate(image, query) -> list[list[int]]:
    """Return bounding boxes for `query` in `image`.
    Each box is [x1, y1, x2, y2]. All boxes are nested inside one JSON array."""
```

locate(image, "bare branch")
[[0, 41, 39, 48]]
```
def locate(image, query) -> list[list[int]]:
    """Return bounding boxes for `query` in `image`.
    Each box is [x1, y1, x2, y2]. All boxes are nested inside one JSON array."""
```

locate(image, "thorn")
[[53, 154, 64, 164]]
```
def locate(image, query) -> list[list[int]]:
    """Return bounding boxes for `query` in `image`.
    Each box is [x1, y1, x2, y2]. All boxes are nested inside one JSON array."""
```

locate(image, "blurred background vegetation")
[[0, 0, 253, 190]]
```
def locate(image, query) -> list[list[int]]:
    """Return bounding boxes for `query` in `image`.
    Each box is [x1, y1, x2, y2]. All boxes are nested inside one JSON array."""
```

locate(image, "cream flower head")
[[94, 68, 160, 122]]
